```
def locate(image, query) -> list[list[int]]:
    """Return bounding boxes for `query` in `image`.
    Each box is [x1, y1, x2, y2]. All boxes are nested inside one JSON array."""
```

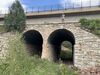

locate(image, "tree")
[[4, 0, 26, 32]]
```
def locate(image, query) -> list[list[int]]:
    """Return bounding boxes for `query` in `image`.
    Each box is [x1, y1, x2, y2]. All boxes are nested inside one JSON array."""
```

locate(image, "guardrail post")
[[99, 0, 100, 7], [26, 8, 27, 13], [57, 4, 59, 10], [73, 3, 74, 9], [65, 3, 67, 10], [81, 0, 82, 8], [32, 7, 33, 13], [51, 6, 52, 12], [38, 7, 39, 13], [90, 0, 91, 8]]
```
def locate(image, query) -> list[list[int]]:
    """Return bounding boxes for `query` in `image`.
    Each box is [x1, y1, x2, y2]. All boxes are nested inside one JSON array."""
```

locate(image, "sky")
[[0, 0, 100, 14]]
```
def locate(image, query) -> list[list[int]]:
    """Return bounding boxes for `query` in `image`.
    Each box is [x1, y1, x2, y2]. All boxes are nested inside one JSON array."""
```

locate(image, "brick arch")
[[47, 29, 75, 62], [22, 30, 43, 57]]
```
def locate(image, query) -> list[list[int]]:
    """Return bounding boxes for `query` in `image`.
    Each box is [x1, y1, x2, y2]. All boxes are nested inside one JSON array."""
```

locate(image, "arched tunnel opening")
[[48, 29, 75, 64], [61, 41, 73, 64], [22, 30, 43, 57]]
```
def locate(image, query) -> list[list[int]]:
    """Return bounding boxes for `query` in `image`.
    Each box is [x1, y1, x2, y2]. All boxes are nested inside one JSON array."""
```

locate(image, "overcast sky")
[[0, 0, 100, 14]]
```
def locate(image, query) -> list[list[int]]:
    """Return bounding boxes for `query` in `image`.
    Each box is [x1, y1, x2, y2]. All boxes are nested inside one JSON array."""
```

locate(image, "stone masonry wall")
[[0, 22, 100, 69], [0, 33, 12, 59], [26, 22, 100, 69]]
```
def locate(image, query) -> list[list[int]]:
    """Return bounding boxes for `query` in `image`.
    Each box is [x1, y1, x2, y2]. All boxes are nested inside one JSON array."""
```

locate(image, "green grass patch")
[[0, 26, 6, 33], [60, 50, 72, 60], [79, 18, 100, 37], [0, 34, 79, 75]]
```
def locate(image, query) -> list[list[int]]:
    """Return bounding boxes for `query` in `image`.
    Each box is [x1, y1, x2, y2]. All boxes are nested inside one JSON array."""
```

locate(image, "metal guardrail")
[[0, 0, 100, 14], [24, 1, 100, 13]]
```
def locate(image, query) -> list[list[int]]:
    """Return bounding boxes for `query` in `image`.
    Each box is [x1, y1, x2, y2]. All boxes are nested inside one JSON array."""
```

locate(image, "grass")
[[60, 50, 72, 60], [79, 18, 100, 37], [0, 26, 6, 33], [0, 33, 79, 75], [61, 41, 73, 60]]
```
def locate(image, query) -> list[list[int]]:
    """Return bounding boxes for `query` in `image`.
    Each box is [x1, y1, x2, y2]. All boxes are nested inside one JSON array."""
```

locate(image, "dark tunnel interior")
[[48, 29, 75, 63], [48, 29, 75, 45], [22, 30, 43, 57]]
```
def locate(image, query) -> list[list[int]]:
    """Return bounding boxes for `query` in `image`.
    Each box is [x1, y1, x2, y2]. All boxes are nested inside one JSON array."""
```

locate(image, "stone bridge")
[[0, 6, 100, 69], [23, 22, 100, 69]]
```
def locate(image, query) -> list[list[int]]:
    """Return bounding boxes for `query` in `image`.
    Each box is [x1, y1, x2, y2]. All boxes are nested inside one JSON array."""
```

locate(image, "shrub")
[[79, 18, 100, 37], [59, 64, 78, 75]]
